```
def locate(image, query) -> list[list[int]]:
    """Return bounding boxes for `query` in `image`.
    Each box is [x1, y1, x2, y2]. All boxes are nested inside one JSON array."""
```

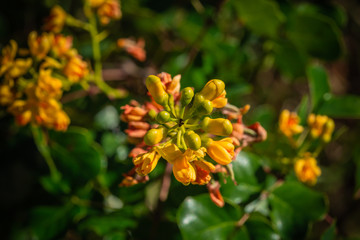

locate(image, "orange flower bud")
[[133, 149, 161, 176], [121, 101, 148, 122], [52, 34, 73, 57], [294, 153, 321, 185], [201, 117, 233, 136], [63, 55, 88, 82], [43, 5, 67, 33], [206, 138, 235, 165], [279, 109, 304, 138], [192, 160, 215, 185], [207, 181, 224, 207], [145, 75, 169, 107], [117, 38, 146, 62], [199, 79, 225, 101]]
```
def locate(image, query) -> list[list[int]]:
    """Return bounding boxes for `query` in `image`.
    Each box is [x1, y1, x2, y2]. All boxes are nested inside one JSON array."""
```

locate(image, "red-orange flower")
[[117, 38, 146, 62]]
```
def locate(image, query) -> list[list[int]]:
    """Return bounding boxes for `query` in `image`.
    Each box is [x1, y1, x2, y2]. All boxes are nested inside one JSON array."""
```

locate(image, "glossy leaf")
[[49, 127, 106, 186], [246, 214, 280, 240], [307, 65, 330, 110], [321, 221, 336, 240], [177, 194, 242, 240], [269, 181, 327, 240], [221, 152, 264, 204], [317, 95, 360, 118]]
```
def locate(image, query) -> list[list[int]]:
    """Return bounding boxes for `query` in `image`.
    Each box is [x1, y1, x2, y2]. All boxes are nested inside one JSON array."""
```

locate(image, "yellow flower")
[[133, 149, 161, 176], [192, 160, 215, 185], [172, 154, 196, 185], [206, 138, 235, 165], [90, 0, 106, 8], [145, 75, 168, 106], [279, 109, 304, 138], [6, 58, 32, 78], [52, 34, 73, 57], [0, 40, 17, 76], [155, 142, 183, 164], [63, 55, 88, 82], [8, 100, 32, 126], [97, 0, 122, 25], [211, 90, 227, 108], [28, 31, 53, 60], [294, 154, 321, 185], [0, 84, 16, 105], [35, 69, 63, 100], [308, 114, 335, 142], [43, 5, 67, 33]]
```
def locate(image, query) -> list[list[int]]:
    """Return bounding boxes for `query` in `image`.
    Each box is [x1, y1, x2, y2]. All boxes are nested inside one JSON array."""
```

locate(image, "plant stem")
[[31, 125, 60, 181]]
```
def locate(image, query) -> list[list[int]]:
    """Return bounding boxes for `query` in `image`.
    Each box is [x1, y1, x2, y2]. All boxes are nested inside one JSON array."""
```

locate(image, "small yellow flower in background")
[[279, 109, 304, 138], [36, 99, 70, 131], [133, 150, 161, 176], [63, 55, 88, 82], [28, 31, 53, 60], [0, 40, 17, 75], [0, 84, 16, 106], [206, 138, 235, 165], [52, 35, 73, 57], [35, 69, 63, 100], [97, 0, 122, 25], [6, 58, 33, 79], [90, 0, 106, 8], [294, 153, 321, 185], [308, 113, 335, 142], [43, 5, 67, 33]]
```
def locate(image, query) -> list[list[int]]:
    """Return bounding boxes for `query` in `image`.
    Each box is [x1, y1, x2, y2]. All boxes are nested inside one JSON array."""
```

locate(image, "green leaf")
[[287, 12, 343, 60], [246, 214, 280, 240], [30, 205, 74, 240], [269, 181, 327, 240], [177, 194, 243, 240], [317, 95, 360, 118], [321, 221, 336, 240], [49, 127, 106, 186], [233, 0, 285, 37], [297, 95, 309, 125], [79, 212, 137, 237], [221, 152, 264, 204], [307, 65, 331, 110]]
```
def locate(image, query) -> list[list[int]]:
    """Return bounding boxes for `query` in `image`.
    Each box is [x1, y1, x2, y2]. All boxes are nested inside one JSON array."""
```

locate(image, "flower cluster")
[[0, 5, 93, 130], [279, 109, 335, 185], [89, 0, 122, 25], [120, 73, 267, 186]]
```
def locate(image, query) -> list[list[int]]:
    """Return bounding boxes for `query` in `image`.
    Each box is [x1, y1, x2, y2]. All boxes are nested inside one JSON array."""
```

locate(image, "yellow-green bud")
[[148, 109, 157, 120], [180, 87, 194, 106], [201, 117, 233, 136], [198, 100, 213, 115], [156, 111, 171, 124], [199, 79, 225, 101], [145, 75, 169, 106], [184, 131, 201, 150], [144, 127, 167, 146]]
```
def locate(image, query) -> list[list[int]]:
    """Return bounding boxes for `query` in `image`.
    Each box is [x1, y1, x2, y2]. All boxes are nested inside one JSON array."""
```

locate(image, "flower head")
[[97, 0, 121, 25], [133, 149, 161, 176], [52, 34, 73, 57], [294, 153, 321, 185], [28, 31, 53, 60], [279, 109, 304, 138], [308, 114, 335, 142], [43, 5, 67, 33], [63, 55, 88, 82]]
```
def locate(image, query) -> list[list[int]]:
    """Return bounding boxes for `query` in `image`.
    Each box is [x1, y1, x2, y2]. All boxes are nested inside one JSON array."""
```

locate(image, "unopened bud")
[[148, 109, 157, 120], [156, 111, 171, 124], [201, 117, 233, 136], [322, 119, 335, 143], [198, 100, 213, 115], [144, 127, 167, 146], [184, 131, 201, 150], [199, 79, 225, 101], [145, 75, 169, 106], [180, 87, 194, 106]]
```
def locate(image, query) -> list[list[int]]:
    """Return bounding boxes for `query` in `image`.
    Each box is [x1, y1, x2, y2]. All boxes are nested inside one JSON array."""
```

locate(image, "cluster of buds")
[[120, 72, 267, 187], [279, 109, 335, 185]]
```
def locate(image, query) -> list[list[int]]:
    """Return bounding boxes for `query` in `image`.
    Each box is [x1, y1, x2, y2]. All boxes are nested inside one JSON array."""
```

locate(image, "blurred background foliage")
[[1, 0, 360, 239]]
